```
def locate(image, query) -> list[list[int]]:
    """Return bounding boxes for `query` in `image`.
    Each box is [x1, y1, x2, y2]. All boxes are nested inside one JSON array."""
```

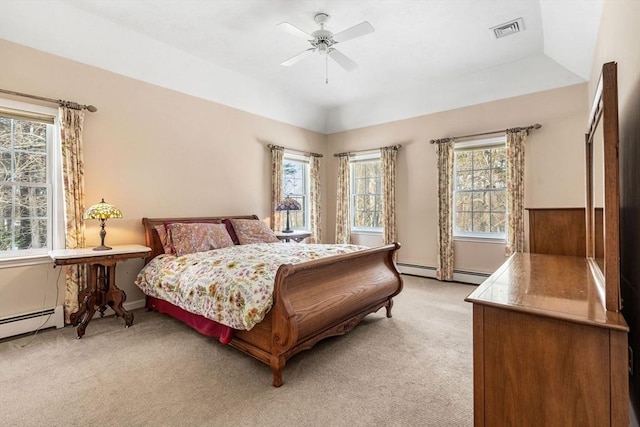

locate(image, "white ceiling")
[[0, 0, 603, 133]]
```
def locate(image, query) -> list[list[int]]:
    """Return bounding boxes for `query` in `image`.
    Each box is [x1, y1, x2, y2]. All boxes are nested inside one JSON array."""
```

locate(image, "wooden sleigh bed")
[[140, 215, 403, 387]]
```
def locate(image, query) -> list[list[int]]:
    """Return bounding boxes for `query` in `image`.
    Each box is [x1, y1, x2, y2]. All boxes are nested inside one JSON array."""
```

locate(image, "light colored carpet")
[[0, 275, 475, 427]]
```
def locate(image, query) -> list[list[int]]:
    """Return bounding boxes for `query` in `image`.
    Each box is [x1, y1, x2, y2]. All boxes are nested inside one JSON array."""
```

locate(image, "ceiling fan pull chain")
[[326, 52, 329, 84]]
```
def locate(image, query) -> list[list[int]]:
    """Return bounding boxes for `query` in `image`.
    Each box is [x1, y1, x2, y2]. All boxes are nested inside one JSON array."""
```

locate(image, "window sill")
[[0, 253, 52, 268], [453, 235, 506, 244], [351, 229, 383, 236]]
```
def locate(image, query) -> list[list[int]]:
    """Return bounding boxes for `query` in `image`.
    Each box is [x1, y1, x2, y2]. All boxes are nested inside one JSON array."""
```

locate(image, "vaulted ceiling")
[[0, 0, 603, 133]]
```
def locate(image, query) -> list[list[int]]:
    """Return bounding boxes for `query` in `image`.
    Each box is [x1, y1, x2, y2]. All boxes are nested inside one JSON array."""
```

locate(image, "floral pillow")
[[167, 223, 234, 257], [222, 218, 240, 245], [154, 225, 173, 254], [229, 219, 280, 245]]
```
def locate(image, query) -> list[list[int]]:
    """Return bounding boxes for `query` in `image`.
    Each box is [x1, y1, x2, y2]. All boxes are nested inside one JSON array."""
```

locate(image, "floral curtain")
[[309, 155, 321, 243], [505, 129, 528, 256], [335, 154, 351, 244], [59, 106, 87, 323], [436, 139, 455, 281], [270, 146, 284, 232], [380, 146, 397, 245]]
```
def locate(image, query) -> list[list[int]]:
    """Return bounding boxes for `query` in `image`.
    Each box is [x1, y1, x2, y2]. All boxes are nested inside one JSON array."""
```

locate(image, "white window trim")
[[454, 136, 505, 150], [0, 98, 64, 264], [283, 152, 311, 231], [0, 253, 52, 268], [283, 152, 308, 163], [452, 136, 506, 240], [350, 151, 383, 232], [351, 151, 380, 161], [453, 233, 506, 243], [351, 228, 383, 235]]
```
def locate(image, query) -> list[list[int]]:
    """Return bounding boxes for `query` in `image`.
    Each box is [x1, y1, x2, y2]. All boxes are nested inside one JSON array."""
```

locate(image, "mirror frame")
[[585, 61, 620, 312]]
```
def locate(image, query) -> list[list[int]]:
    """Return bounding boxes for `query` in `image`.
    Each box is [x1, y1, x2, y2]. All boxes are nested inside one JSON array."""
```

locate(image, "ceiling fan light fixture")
[[277, 12, 375, 79]]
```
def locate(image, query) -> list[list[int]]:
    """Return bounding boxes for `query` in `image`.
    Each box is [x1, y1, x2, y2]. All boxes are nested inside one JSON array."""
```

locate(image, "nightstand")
[[48, 244, 151, 338], [275, 230, 311, 243]]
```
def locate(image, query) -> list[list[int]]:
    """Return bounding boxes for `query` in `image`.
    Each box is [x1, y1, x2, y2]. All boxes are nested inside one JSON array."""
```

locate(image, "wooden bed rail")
[[140, 216, 403, 387], [240, 243, 403, 386]]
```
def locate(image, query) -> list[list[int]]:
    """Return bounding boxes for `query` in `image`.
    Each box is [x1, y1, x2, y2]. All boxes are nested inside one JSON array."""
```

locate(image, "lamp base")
[[93, 221, 112, 251], [281, 209, 294, 233], [92, 245, 113, 251]]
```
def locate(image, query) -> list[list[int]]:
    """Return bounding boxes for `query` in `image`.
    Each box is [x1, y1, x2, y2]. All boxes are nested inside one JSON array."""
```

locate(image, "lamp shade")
[[83, 198, 122, 251], [275, 197, 301, 211], [83, 198, 122, 220]]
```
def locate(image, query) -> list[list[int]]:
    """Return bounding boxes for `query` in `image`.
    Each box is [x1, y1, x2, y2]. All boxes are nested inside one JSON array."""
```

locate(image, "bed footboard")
[[231, 243, 403, 386]]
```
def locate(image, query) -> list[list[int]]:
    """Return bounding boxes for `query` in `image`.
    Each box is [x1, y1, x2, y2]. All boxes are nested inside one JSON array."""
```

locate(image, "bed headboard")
[[141, 215, 260, 262]]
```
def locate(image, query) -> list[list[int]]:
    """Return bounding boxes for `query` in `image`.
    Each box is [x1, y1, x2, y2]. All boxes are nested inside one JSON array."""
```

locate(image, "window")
[[454, 137, 507, 239], [0, 100, 62, 259], [283, 153, 309, 230], [351, 153, 382, 231]]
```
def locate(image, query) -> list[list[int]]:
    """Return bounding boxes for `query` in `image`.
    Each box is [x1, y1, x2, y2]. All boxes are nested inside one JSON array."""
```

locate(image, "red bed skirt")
[[146, 296, 235, 344]]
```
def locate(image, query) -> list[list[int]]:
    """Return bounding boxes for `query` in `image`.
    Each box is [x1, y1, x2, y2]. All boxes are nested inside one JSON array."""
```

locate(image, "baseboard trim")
[[0, 306, 64, 339], [397, 263, 489, 285]]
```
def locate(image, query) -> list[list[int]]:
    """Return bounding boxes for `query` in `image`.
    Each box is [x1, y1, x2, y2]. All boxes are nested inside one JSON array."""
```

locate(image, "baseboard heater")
[[0, 306, 64, 339], [397, 263, 490, 285]]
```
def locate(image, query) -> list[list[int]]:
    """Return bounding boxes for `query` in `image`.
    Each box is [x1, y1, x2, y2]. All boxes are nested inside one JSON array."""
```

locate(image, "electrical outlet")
[[630, 346, 634, 376]]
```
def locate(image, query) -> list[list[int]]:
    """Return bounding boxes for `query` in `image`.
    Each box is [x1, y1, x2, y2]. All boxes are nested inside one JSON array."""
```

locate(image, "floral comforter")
[[135, 243, 366, 331]]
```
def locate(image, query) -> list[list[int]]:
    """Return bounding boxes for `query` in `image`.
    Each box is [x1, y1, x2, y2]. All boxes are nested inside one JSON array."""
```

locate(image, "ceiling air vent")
[[490, 18, 524, 39]]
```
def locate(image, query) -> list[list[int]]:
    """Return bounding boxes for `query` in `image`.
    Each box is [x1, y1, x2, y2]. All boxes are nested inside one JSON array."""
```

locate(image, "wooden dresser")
[[527, 208, 586, 256], [466, 62, 628, 426], [466, 253, 628, 426]]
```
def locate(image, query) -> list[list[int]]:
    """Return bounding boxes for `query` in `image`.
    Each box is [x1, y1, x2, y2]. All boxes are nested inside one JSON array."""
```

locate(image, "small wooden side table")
[[275, 230, 311, 243], [48, 244, 151, 338]]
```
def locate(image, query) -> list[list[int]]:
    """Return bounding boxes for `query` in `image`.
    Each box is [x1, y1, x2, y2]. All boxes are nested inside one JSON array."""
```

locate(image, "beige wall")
[[327, 84, 588, 273], [0, 37, 590, 320], [589, 0, 640, 108], [0, 40, 326, 318]]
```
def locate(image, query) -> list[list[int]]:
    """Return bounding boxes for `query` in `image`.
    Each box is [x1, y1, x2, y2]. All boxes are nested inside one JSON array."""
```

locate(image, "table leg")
[[104, 265, 134, 327], [74, 263, 134, 337], [69, 266, 90, 327], [97, 264, 109, 318], [75, 264, 100, 338]]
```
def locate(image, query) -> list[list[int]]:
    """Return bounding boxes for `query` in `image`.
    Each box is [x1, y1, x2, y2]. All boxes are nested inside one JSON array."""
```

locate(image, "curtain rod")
[[333, 144, 401, 157], [0, 88, 98, 112], [267, 144, 323, 158], [429, 123, 541, 144]]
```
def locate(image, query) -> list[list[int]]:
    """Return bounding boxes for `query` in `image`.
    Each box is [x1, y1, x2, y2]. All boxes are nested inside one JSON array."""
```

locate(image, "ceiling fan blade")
[[277, 22, 312, 40], [281, 48, 315, 67], [328, 49, 358, 71], [333, 21, 375, 43]]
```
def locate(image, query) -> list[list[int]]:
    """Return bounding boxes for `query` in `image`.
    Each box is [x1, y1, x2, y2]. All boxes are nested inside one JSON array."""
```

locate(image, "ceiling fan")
[[277, 13, 374, 79]]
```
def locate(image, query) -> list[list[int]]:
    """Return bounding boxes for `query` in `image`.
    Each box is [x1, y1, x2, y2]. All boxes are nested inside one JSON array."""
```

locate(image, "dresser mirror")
[[591, 110, 605, 271], [585, 61, 621, 312]]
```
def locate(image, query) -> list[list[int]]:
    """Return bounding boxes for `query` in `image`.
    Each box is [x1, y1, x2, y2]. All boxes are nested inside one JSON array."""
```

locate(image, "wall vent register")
[[491, 18, 524, 39]]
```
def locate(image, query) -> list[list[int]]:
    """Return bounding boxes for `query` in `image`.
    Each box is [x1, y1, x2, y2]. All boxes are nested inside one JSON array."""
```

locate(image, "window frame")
[[282, 152, 310, 231], [0, 98, 64, 265], [453, 136, 507, 242], [350, 152, 383, 234]]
